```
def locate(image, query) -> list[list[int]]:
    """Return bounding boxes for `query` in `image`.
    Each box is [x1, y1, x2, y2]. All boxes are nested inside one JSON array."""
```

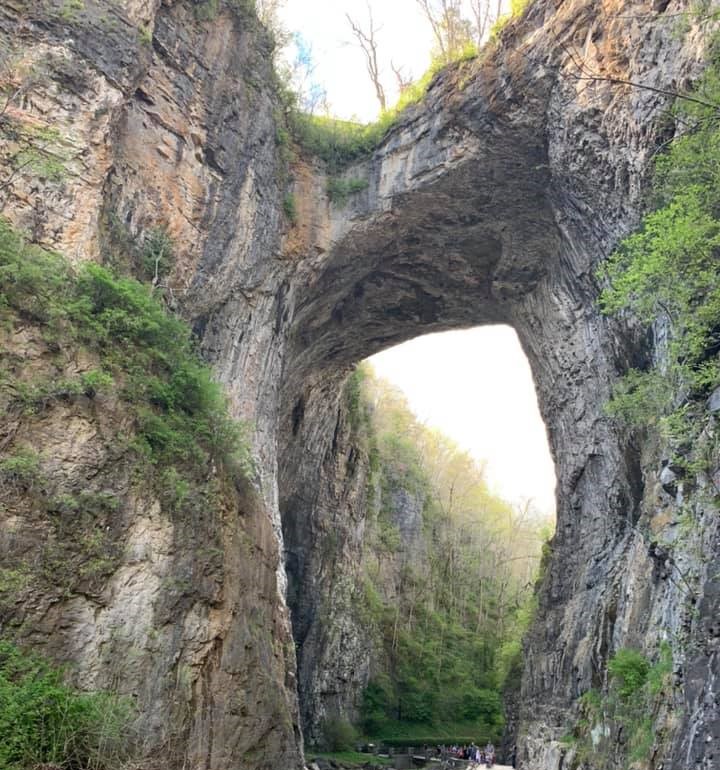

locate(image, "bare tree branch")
[[415, 0, 448, 62], [560, 40, 720, 112], [346, 4, 387, 111], [391, 60, 412, 94]]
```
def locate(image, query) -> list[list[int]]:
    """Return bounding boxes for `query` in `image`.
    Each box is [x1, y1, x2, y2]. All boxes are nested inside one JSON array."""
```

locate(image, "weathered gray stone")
[[1, 1, 719, 769], [708, 386, 720, 413], [660, 464, 679, 496]]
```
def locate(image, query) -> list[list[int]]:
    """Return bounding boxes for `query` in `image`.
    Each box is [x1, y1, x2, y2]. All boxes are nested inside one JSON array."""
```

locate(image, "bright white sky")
[[370, 328, 556, 516], [280, 0, 510, 122], [278, 2, 555, 516]]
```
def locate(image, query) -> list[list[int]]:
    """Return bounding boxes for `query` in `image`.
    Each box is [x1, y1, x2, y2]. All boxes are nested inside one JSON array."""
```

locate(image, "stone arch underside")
[[278, 102, 638, 751], [276, 2, 710, 761], [2, 0, 716, 767]]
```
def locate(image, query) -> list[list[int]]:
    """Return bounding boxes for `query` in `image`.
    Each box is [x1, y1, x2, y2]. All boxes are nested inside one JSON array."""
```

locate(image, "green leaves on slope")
[[598, 61, 720, 439], [0, 219, 251, 479], [0, 640, 133, 770]]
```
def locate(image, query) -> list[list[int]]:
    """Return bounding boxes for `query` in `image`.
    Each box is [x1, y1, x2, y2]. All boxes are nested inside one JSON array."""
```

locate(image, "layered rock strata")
[[0, 0, 718, 768]]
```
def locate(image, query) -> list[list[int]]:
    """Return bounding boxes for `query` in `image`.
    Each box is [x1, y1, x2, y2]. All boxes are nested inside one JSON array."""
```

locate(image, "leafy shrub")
[[321, 717, 358, 751], [0, 449, 43, 489], [629, 717, 655, 763], [460, 688, 502, 723], [598, 61, 720, 439], [0, 640, 134, 769], [0, 223, 71, 322], [283, 192, 298, 223], [141, 226, 174, 283], [327, 177, 369, 206], [0, 220, 252, 482], [399, 687, 435, 723], [194, 0, 219, 21], [647, 642, 673, 696], [288, 113, 381, 174], [361, 677, 393, 734], [12, 370, 114, 412], [287, 52, 470, 174], [608, 648, 650, 700], [491, 0, 531, 37]]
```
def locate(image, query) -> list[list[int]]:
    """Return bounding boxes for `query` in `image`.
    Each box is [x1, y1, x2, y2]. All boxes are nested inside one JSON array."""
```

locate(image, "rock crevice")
[[1, 0, 718, 767]]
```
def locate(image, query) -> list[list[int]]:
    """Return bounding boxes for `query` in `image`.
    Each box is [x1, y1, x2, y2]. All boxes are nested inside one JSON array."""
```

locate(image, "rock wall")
[[0, 1, 303, 767], [279, 1, 719, 766], [1, 0, 719, 768], [279, 375, 375, 746]]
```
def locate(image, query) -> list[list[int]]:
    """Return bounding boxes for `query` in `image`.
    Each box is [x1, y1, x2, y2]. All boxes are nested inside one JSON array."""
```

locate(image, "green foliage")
[[100, 216, 176, 284], [0, 567, 30, 597], [58, 0, 85, 21], [629, 717, 655, 763], [0, 222, 71, 321], [321, 717, 359, 752], [287, 113, 384, 174], [345, 364, 373, 435], [495, 593, 536, 689], [0, 107, 69, 189], [0, 640, 134, 769], [351, 364, 547, 744], [598, 60, 720, 442], [359, 608, 505, 740], [361, 675, 394, 735], [0, 449, 43, 489], [647, 641, 673, 696], [573, 644, 674, 768], [0, 219, 252, 481], [283, 192, 298, 224], [11, 369, 114, 412], [579, 687, 602, 715], [194, 0, 219, 22], [511, 0, 531, 14], [371, 727, 497, 747], [608, 648, 650, 700], [141, 226, 174, 284], [310, 752, 393, 767], [81, 369, 115, 397], [603, 369, 674, 431], [491, 0, 531, 38], [327, 177, 369, 206], [138, 24, 152, 45], [286, 54, 470, 174]]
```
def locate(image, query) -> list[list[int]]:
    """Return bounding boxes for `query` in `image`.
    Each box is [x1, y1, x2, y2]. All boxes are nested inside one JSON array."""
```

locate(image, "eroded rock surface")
[[1, 0, 719, 768]]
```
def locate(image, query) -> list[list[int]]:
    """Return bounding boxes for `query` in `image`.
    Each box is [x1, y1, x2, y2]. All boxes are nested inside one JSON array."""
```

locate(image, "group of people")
[[440, 741, 496, 766]]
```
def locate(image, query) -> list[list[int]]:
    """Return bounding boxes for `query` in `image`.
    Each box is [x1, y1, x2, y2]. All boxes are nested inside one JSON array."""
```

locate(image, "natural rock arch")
[[1, 0, 715, 767], [276, 1, 706, 761]]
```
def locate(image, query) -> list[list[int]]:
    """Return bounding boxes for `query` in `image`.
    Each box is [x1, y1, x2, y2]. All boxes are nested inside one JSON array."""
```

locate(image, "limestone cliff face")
[[0, 1, 303, 768], [279, 377, 374, 746], [1, 0, 719, 769]]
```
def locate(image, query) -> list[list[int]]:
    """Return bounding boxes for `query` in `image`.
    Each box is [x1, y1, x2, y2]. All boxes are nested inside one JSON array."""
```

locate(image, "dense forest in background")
[[332, 365, 551, 748]]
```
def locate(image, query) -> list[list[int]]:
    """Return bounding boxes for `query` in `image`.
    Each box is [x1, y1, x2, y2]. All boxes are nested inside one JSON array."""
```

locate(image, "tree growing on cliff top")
[[346, 5, 387, 111]]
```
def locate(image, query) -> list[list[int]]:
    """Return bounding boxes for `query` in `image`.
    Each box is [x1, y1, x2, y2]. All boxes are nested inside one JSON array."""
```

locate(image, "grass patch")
[[310, 752, 393, 766], [367, 719, 500, 747], [0, 640, 134, 769]]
